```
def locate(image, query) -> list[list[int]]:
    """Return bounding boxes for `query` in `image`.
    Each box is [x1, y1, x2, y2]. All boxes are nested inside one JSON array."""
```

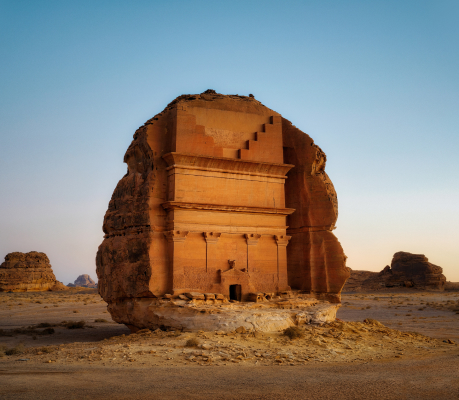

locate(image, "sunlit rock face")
[[0, 251, 66, 292], [384, 252, 446, 290], [96, 90, 349, 329]]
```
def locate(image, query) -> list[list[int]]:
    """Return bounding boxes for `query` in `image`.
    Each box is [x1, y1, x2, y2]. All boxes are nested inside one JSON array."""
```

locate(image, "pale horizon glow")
[[0, 1, 458, 284]]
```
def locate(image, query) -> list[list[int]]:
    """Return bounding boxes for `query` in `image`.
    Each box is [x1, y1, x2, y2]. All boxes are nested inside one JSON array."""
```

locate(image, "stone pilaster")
[[244, 233, 261, 272], [164, 230, 189, 294], [203, 232, 221, 272], [275, 235, 291, 291]]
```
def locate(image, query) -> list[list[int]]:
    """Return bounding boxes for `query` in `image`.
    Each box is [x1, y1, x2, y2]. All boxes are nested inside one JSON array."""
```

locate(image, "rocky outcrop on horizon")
[[67, 274, 97, 288], [343, 251, 447, 292], [0, 251, 67, 292], [445, 281, 459, 291]]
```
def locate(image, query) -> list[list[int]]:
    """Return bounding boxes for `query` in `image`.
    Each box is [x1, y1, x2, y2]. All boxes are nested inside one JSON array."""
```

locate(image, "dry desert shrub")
[[5, 343, 25, 356], [65, 320, 85, 329], [185, 338, 200, 347], [73, 310, 79, 313], [36, 322, 52, 328], [0, 325, 55, 337], [37, 346, 53, 354], [283, 326, 304, 340], [94, 318, 108, 323]]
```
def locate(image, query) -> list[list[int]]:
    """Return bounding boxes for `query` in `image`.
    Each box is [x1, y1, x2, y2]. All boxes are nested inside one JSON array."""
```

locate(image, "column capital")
[[274, 235, 291, 247], [164, 230, 189, 243], [203, 232, 221, 244], [245, 233, 261, 245]]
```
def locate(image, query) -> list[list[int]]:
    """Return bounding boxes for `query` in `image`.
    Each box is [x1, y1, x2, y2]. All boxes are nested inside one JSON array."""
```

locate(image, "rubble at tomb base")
[[67, 274, 97, 288], [96, 91, 349, 330], [343, 251, 447, 292], [109, 292, 340, 333], [0, 251, 67, 292]]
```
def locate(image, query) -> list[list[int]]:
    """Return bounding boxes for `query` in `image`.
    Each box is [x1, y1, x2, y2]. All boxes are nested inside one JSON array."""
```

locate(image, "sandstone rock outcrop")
[[342, 269, 379, 292], [0, 252, 67, 292], [113, 297, 340, 333], [343, 251, 446, 291], [96, 90, 349, 329], [68, 274, 97, 288]]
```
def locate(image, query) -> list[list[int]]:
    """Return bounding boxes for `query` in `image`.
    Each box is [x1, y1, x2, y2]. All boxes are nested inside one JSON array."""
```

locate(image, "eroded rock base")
[[108, 295, 340, 333]]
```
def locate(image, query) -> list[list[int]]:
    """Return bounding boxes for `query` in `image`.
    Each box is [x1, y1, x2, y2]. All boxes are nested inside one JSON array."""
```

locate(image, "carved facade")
[[96, 91, 349, 306]]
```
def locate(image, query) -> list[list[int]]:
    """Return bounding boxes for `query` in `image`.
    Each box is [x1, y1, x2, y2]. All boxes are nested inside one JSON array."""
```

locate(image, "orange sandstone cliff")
[[96, 91, 349, 316]]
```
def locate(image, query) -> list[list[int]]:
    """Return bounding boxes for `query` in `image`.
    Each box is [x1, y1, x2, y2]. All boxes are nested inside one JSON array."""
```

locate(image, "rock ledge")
[[109, 294, 339, 333]]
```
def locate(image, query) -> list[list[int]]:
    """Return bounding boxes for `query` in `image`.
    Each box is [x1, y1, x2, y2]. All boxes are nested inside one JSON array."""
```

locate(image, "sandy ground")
[[1, 289, 458, 399], [339, 291, 459, 341]]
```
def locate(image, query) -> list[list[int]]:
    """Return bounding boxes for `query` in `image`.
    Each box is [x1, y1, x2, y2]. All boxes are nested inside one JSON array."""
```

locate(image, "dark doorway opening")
[[229, 284, 241, 301]]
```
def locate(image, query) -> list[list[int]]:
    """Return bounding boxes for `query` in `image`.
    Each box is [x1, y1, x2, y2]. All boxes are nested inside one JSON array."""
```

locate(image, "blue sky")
[[1, 0, 458, 283]]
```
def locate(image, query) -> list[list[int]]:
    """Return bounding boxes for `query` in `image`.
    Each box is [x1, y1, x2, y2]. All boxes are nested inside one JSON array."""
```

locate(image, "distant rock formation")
[[342, 269, 379, 292], [343, 252, 446, 292], [67, 274, 97, 288], [0, 252, 67, 292]]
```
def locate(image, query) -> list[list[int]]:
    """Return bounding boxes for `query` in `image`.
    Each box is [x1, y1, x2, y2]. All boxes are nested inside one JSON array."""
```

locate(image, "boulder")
[[0, 252, 67, 292], [383, 252, 446, 290], [343, 251, 447, 291], [185, 292, 205, 300]]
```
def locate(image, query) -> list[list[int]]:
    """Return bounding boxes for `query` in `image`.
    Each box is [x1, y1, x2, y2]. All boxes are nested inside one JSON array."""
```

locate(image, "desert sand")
[[0, 289, 458, 399]]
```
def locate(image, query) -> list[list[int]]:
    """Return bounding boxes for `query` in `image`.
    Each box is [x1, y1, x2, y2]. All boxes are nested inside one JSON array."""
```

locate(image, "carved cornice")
[[163, 230, 189, 242], [245, 233, 262, 245], [162, 152, 294, 179], [161, 201, 295, 215]]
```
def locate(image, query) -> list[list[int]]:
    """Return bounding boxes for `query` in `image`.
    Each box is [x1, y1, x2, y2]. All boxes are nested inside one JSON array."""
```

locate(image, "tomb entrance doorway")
[[229, 284, 241, 301]]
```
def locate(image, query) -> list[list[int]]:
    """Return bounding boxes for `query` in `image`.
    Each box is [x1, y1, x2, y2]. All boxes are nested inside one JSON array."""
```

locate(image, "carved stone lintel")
[[245, 233, 261, 246], [204, 232, 222, 244], [163, 230, 189, 243], [274, 235, 291, 247]]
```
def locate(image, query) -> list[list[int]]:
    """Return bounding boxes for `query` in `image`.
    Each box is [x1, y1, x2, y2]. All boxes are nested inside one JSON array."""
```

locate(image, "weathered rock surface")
[[0, 252, 66, 292], [109, 296, 340, 333], [343, 251, 447, 291], [96, 90, 348, 330], [68, 274, 97, 288]]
